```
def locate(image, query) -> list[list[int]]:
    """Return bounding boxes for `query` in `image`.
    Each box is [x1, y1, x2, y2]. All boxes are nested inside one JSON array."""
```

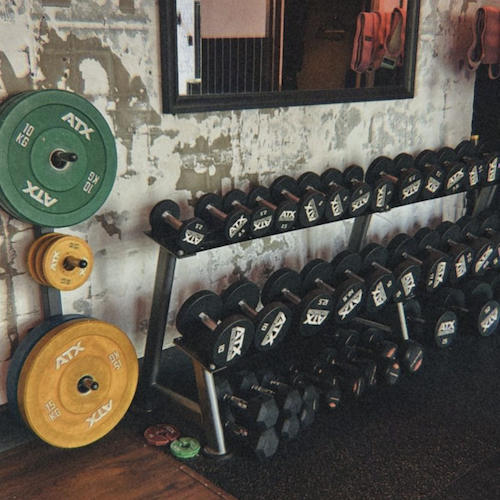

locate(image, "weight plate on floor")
[[7, 314, 87, 423], [144, 423, 181, 447], [0, 90, 117, 227], [17, 318, 138, 448], [170, 437, 201, 459], [41, 235, 93, 291]]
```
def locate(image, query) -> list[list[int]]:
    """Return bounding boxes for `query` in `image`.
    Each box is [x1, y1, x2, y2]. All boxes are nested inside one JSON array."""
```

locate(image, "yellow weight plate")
[[27, 233, 61, 285], [41, 235, 94, 291], [17, 318, 138, 448], [34, 233, 65, 286]]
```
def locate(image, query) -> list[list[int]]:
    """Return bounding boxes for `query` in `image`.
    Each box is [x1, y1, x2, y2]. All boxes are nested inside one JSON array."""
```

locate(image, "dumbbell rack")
[[137, 184, 497, 458]]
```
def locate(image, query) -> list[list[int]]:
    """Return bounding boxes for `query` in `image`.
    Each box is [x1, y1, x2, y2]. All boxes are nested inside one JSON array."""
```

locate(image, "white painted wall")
[[0, 0, 487, 405]]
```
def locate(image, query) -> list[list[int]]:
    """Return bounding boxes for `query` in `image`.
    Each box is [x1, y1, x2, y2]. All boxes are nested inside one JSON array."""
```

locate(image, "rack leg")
[[136, 247, 177, 411], [348, 213, 372, 253], [193, 362, 231, 458]]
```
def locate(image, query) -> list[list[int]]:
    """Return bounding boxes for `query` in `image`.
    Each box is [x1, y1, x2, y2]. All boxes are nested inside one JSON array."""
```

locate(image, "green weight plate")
[[0, 90, 117, 227], [170, 437, 201, 458], [6, 314, 88, 423]]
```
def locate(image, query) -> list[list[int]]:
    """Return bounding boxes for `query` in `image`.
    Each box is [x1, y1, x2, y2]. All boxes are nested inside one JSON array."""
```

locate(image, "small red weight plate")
[[144, 424, 181, 447]]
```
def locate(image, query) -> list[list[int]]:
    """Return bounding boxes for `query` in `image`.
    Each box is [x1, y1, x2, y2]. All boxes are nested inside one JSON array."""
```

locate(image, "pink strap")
[[351, 11, 384, 73]]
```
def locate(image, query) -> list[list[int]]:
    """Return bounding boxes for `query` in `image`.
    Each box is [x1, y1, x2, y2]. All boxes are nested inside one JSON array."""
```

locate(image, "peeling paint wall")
[[0, 0, 488, 405]]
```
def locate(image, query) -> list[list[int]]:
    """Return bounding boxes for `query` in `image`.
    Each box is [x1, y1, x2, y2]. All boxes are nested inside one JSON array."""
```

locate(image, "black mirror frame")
[[159, 0, 421, 114]]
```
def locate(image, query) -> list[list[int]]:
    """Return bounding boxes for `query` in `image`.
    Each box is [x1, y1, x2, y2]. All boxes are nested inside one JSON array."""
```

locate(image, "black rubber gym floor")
[[156, 332, 500, 500]]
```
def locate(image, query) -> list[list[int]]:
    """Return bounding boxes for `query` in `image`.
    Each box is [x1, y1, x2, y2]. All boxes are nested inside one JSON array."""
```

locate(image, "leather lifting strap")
[[351, 11, 384, 73], [467, 6, 500, 79], [384, 7, 406, 61]]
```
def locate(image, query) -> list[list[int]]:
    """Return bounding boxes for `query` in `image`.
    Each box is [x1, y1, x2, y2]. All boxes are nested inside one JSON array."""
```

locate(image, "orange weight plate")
[[34, 233, 65, 285], [27, 233, 62, 285], [17, 318, 138, 448]]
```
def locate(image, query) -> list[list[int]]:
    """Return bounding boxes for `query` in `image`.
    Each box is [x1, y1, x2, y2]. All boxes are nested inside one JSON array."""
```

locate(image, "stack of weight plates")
[[0, 90, 117, 227]]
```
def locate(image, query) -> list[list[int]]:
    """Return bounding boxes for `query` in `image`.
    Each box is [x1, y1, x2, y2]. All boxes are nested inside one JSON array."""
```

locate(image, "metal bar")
[[396, 302, 410, 341], [193, 361, 229, 457], [472, 186, 497, 216], [152, 383, 202, 416], [348, 213, 372, 253], [137, 246, 177, 411]]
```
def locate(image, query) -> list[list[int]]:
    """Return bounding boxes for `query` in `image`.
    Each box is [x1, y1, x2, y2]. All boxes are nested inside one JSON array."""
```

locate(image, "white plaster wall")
[[0, 0, 487, 405]]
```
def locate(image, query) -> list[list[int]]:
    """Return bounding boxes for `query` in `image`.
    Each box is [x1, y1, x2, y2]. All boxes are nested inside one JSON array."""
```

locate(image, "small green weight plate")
[[170, 437, 201, 458], [0, 90, 117, 227]]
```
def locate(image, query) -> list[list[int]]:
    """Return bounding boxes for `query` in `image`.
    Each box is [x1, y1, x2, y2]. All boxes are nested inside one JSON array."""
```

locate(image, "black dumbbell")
[[454, 140, 485, 189], [214, 376, 279, 430], [322, 327, 361, 349], [300, 258, 365, 324], [476, 212, 500, 269], [269, 175, 325, 227], [259, 371, 316, 430], [310, 359, 366, 399], [339, 345, 402, 386], [149, 199, 208, 253], [356, 328, 400, 359], [195, 193, 250, 243], [435, 147, 468, 195], [297, 171, 349, 222], [176, 290, 254, 367], [424, 221, 474, 286], [319, 167, 355, 218], [364, 156, 397, 211], [414, 149, 445, 199], [455, 216, 496, 276], [431, 282, 500, 337], [332, 249, 394, 313], [261, 268, 334, 337], [318, 347, 378, 387], [387, 232, 451, 293], [360, 243, 420, 303], [223, 189, 274, 238], [220, 279, 292, 352], [392, 153, 424, 204], [341, 165, 373, 216], [247, 186, 298, 233], [222, 410, 280, 460], [287, 372, 321, 412], [474, 139, 500, 185], [392, 298, 458, 348], [417, 226, 474, 285], [348, 313, 424, 374], [287, 363, 342, 411], [276, 413, 301, 441], [236, 370, 303, 417]]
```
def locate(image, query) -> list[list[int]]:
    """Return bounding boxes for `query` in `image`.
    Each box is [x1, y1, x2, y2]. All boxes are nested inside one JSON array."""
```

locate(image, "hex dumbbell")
[[269, 175, 325, 227], [261, 268, 334, 337], [176, 290, 254, 367], [300, 258, 365, 324], [223, 189, 274, 238], [195, 193, 250, 243], [149, 199, 208, 253], [220, 279, 292, 352]]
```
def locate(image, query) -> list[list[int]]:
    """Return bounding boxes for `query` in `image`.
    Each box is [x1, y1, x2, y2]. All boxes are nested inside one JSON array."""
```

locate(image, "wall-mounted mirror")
[[159, 0, 420, 114]]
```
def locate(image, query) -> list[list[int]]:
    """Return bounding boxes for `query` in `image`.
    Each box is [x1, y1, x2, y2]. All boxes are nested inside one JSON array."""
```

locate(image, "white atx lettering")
[[229, 215, 248, 239], [86, 400, 113, 428], [455, 255, 468, 278], [261, 312, 287, 347], [475, 247, 493, 274], [279, 210, 296, 222], [375, 184, 387, 208], [371, 281, 388, 308], [402, 180, 422, 200], [50, 251, 61, 271], [304, 200, 319, 222], [226, 326, 246, 361], [438, 321, 456, 336], [303, 309, 330, 326], [469, 167, 479, 187], [61, 112, 94, 141], [401, 272, 416, 297], [446, 169, 464, 190], [338, 290, 363, 320], [488, 161, 498, 183], [22, 180, 58, 208], [253, 216, 273, 232], [183, 230, 205, 246], [351, 193, 370, 212], [330, 194, 343, 217], [55, 341, 85, 370], [481, 308, 499, 333], [425, 177, 440, 194], [431, 262, 448, 288]]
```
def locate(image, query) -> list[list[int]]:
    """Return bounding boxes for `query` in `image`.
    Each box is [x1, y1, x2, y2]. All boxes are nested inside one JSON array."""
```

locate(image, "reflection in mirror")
[[160, 0, 420, 113]]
